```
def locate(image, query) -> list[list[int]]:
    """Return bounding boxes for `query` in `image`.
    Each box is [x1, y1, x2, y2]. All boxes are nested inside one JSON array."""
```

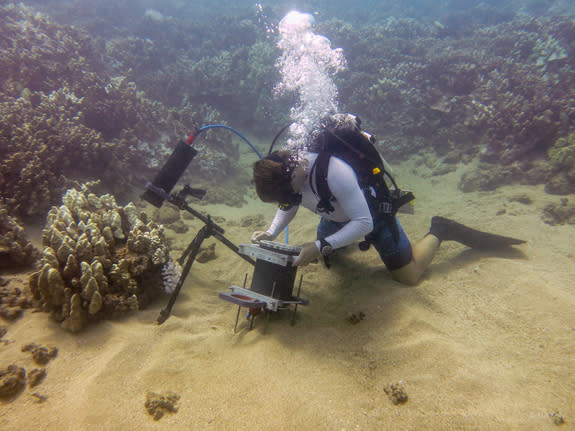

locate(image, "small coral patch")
[[145, 391, 180, 421]]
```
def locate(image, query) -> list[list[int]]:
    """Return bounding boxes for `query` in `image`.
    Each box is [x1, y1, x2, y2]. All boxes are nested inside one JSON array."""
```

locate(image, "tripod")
[[153, 185, 255, 324]]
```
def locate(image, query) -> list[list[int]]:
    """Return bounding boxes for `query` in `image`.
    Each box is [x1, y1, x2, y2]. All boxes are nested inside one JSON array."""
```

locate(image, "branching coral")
[[29, 187, 170, 332]]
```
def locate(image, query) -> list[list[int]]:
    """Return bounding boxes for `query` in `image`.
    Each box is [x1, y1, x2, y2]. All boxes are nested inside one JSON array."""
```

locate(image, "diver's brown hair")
[[252, 150, 294, 203]]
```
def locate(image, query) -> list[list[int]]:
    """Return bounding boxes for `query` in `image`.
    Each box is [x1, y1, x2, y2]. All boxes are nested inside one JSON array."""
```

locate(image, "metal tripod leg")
[[233, 273, 250, 334], [157, 225, 210, 324], [291, 275, 303, 326], [233, 305, 242, 334]]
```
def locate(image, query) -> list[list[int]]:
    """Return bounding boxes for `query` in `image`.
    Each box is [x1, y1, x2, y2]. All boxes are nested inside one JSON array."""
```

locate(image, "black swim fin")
[[429, 216, 525, 249]]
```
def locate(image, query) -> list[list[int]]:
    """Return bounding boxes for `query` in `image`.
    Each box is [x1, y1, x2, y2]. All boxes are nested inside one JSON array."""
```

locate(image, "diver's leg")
[[371, 218, 425, 285], [390, 234, 440, 286]]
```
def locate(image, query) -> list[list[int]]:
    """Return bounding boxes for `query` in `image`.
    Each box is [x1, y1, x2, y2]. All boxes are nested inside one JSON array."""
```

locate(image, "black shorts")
[[317, 217, 413, 271]]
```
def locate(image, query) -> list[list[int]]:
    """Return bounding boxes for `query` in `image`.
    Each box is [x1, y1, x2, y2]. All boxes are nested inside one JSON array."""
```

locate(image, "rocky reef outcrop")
[[545, 132, 575, 195], [0, 365, 26, 398], [3, 0, 574, 218], [29, 187, 170, 332], [0, 4, 244, 220], [329, 13, 575, 193], [0, 206, 39, 269]]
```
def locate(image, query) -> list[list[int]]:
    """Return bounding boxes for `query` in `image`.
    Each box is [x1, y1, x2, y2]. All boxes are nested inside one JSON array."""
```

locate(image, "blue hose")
[[198, 124, 289, 243], [198, 124, 263, 160]]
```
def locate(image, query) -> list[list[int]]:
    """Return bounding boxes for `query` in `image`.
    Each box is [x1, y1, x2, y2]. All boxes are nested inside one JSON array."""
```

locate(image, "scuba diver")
[[251, 113, 524, 285]]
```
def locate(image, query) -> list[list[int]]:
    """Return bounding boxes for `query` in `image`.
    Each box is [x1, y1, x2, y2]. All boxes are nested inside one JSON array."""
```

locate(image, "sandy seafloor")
[[1, 149, 574, 431]]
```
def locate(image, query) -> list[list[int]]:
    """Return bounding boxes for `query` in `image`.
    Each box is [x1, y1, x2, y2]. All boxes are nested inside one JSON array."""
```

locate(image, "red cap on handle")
[[186, 133, 197, 146]]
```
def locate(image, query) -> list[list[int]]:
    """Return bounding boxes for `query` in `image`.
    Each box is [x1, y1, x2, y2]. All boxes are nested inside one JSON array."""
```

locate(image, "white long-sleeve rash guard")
[[265, 152, 374, 251]]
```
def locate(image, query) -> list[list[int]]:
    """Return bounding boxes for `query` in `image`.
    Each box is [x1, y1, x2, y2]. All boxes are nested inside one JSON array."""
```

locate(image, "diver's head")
[[252, 150, 302, 207]]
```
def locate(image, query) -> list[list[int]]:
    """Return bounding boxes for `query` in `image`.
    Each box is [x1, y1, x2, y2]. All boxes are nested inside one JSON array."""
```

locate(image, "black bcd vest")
[[309, 127, 414, 243]]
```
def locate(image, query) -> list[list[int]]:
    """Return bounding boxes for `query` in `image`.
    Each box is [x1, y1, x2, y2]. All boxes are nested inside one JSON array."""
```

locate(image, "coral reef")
[[458, 164, 517, 192], [153, 205, 188, 234], [27, 368, 46, 388], [198, 181, 250, 208], [324, 12, 575, 194], [0, 365, 26, 398], [0, 206, 40, 268], [145, 391, 180, 421], [0, 4, 245, 220], [340, 16, 575, 162], [228, 214, 266, 229], [196, 243, 217, 263], [0, 4, 176, 218], [542, 198, 575, 225], [0, 343, 53, 400], [383, 381, 409, 405], [0, 285, 35, 321], [549, 411, 566, 426], [103, 10, 275, 129], [154, 206, 181, 226], [347, 311, 366, 325], [2, 0, 574, 216], [545, 132, 575, 194], [21, 343, 58, 365], [29, 187, 170, 332]]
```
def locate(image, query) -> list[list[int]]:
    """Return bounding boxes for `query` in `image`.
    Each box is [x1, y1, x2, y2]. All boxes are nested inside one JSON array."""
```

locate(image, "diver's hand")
[[292, 242, 321, 266], [251, 231, 273, 244]]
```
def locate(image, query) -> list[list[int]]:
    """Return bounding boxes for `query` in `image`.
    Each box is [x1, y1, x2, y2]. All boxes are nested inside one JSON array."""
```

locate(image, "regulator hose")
[[193, 124, 290, 243], [197, 124, 263, 160]]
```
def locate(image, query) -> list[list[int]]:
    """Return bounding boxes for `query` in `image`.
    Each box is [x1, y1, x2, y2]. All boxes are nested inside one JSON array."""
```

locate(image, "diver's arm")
[[266, 205, 299, 239], [321, 158, 373, 249]]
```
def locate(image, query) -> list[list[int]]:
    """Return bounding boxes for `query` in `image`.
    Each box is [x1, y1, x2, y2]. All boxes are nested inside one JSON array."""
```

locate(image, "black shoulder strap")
[[310, 152, 335, 214]]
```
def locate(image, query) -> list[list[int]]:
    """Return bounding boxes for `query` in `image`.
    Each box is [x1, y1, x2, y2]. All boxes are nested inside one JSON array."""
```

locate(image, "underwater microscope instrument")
[[142, 125, 308, 330]]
